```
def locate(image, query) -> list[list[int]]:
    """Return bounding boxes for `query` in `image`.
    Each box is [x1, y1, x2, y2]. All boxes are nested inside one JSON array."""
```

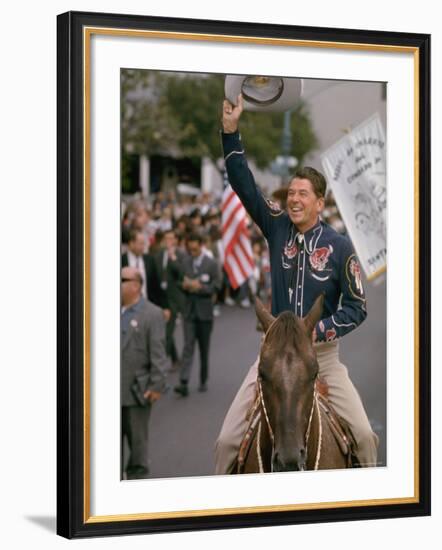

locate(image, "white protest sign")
[[321, 114, 387, 279]]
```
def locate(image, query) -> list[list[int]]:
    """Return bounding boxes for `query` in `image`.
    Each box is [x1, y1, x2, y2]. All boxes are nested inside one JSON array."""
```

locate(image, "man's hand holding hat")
[[222, 94, 243, 133]]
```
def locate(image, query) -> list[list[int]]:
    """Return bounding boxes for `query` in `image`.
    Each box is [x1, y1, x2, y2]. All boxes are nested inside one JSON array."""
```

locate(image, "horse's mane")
[[265, 311, 307, 354]]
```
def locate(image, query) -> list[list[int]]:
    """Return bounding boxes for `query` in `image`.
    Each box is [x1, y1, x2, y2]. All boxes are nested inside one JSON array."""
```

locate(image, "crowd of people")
[[121, 190, 275, 310], [120, 189, 271, 479]]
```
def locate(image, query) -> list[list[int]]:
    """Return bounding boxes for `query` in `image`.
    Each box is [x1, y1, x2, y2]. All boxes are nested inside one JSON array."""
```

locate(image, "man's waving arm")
[[221, 95, 284, 239]]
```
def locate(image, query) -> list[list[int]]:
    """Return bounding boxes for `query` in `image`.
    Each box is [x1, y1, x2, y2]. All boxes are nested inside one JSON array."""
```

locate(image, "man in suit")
[[121, 266, 168, 479], [152, 228, 186, 367], [122, 229, 159, 300], [174, 233, 220, 396]]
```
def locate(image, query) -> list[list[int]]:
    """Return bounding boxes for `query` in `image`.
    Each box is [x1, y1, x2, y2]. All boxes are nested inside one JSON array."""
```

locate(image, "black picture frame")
[[57, 10, 431, 539]]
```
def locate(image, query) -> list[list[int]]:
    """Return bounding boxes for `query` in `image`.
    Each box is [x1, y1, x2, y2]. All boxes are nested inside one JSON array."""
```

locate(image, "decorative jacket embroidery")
[[346, 254, 365, 300], [284, 242, 298, 260], [309, 245, 333, 272], [265, 197, 284, 217], [349, 257, 363, 294]]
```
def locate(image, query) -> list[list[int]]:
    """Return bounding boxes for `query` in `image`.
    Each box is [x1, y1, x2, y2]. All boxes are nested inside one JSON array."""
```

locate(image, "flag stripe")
[[222, 201, 244, 235], [231, 247, 248, 280], [238, 235, 255, 270], [221, 189, 238, 219], [223, 221, 244, 257], [225, 255, 243, 289], [222, 178, 255, 290]]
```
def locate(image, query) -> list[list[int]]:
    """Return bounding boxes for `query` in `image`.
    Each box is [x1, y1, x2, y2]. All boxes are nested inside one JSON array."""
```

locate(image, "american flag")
[[222, 172, 255, 289]]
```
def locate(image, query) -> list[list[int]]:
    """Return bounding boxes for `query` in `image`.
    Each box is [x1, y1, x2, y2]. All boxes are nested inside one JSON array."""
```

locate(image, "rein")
[[256, 376, 323, 472]]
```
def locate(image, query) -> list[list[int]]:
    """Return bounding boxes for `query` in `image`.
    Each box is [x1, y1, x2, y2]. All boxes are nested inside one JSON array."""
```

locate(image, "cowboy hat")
[[225, 74, 303, 112]]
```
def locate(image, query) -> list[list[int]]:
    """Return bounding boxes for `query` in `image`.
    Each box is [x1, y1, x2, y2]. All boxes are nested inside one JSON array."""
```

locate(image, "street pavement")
[[138, 276, 386, 479]]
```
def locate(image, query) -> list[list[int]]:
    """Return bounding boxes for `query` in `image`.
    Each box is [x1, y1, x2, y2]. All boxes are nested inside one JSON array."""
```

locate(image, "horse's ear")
[[255, 298, 275, 333], [303, 293, 324, 335]]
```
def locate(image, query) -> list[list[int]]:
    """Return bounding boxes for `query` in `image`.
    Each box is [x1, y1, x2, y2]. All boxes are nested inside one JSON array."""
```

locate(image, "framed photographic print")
[[57, 10, 431, 538]]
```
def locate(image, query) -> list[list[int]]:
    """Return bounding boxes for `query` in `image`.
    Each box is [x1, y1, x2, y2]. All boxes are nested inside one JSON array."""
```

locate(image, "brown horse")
[[238, 295, 356, 474]]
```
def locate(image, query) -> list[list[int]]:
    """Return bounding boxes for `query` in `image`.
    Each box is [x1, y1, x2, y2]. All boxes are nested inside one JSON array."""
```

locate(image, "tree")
[[121, 70, 183, 157], [239, 104, 317, 168], [121, 69, 318, 173]]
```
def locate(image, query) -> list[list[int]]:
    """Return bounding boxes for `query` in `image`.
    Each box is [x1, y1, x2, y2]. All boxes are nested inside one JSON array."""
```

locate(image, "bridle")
[[256, 374, 323, 473]]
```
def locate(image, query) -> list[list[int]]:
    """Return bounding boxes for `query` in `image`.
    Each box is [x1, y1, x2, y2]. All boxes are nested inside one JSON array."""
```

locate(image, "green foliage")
[[121, 70, 182, 156], [240, 105, 317, 168], [165, 73, 225, 161], [121, 69, 317, 171], [121, 153, 140, 194]]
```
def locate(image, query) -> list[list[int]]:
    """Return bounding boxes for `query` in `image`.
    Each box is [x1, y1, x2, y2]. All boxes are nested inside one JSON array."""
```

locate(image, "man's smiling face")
[[286, 177, 324, 233]]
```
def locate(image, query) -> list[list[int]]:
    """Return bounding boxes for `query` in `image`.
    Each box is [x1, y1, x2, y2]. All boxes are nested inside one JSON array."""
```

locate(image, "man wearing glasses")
[[121, 266, 168, 479]]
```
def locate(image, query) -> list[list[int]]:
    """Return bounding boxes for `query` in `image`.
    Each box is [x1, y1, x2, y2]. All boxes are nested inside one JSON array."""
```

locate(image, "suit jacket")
[[121, 252, 159, 302], [180, 253, 221, 322], [121, 297, 168, 407], [152, 248, 186, 314]]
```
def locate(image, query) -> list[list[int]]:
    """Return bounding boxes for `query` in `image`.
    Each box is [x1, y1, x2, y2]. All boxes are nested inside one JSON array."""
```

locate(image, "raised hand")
[[222, 93, 244, 133]]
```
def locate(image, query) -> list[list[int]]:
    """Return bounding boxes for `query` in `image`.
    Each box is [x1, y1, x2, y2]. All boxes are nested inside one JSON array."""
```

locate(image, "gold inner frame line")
[[82, 26, 421, 523], [85, 26, 418, 54]]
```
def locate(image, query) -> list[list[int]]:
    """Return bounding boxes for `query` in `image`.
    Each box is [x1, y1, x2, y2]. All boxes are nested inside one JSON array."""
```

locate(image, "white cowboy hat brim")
[[225, 74, 303, 112]]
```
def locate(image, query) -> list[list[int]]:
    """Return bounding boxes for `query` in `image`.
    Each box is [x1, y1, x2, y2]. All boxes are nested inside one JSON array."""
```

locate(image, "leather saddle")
[[235, 378, 359, 473]]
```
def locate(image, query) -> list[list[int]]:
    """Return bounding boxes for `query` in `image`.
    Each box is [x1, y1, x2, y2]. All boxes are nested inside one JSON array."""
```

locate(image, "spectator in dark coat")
[[152, 229, 186, 367], [174, 234, 220, 396], [122, 230, 158, 300]]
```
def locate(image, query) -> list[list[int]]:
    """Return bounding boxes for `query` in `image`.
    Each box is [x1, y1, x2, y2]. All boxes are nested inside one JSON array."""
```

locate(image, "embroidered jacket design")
[[265, 198, 284, 216], [310, 245, 333, 272], [349, 257, 363, 294], [284, 242, 298, 260], [346, 254, 365, 300]]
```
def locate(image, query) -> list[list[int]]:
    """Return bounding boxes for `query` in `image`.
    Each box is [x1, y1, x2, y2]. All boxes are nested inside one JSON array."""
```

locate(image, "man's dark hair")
[[293, 166, 327, 198], [174, 215, 191, 232], [127, 229, 142, 243], [189, 208, 201, 219], [186, 232, 203, 244]]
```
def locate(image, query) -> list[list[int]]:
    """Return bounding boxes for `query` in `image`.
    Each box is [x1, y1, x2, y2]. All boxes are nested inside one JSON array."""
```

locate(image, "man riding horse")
[[215, 94, 379, 473]]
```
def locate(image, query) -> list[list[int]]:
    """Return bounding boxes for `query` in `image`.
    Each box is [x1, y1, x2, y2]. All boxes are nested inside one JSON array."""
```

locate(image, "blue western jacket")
[[222, 131, 367, 342]]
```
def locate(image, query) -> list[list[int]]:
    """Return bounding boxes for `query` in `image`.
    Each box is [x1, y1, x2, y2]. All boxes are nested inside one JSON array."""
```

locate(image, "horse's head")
[[255, 295, 324, 472]]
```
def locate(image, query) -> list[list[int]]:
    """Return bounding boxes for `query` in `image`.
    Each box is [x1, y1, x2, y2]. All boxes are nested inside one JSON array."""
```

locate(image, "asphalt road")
[[131, 276, 386, 479]]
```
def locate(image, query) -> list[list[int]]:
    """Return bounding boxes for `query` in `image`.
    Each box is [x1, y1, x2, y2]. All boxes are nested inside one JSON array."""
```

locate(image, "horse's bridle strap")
[[257, 376, 275, 444], [257, 375, 322, 471]]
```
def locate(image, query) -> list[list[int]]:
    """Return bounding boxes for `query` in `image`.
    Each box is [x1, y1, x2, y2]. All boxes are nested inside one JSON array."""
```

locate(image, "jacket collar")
[[122, 296, 144, 315], [294, 219, 323, 254], [192, 252, 206, 269]]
